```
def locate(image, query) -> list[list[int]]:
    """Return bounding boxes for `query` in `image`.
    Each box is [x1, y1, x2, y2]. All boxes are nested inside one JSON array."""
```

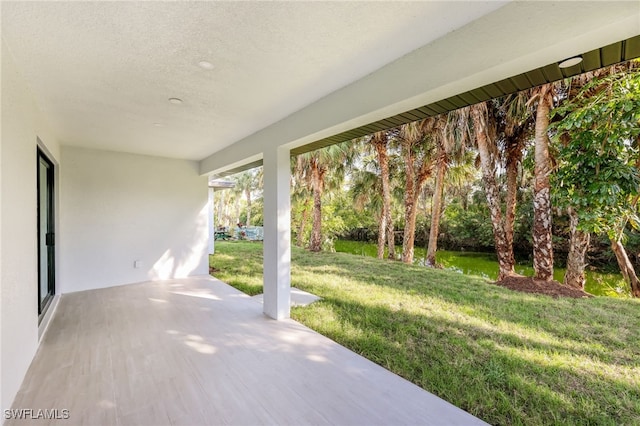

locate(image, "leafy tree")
[[548, 69, 605, 289], [552, 65, 640, 296], [443, 196, 496, 250]]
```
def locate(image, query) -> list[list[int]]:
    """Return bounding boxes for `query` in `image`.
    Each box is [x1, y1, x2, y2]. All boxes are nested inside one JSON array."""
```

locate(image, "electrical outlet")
[[134, 260, 142, 269]]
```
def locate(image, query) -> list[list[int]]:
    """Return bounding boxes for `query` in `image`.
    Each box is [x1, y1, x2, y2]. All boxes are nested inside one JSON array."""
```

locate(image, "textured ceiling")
[[1, 1, 507, 160]]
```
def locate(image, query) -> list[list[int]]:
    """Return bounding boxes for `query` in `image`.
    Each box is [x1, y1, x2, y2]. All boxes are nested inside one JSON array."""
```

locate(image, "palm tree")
[[291, 157, 313, 247], [368, 130, 396, 259], [469, 102, 516, 279], [296, 141, 354, 252], [234, 169, 262, 227], [442, 149, 478, 212], [500, 93, 533, 256], [425, 110, 470, 267], [528, 83, 555, 281], [349, 161, 384, 257], [398, 120, 435, 264], [214, 186, 236, 229], [228, 180, 244, 226]]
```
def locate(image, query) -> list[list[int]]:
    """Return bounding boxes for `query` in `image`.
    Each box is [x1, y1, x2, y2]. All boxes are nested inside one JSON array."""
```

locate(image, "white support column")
[[262, 146, 291, 320], [208, 187, 215, 255]]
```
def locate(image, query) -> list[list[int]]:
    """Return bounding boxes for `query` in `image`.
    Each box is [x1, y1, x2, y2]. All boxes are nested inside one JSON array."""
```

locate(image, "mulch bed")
[[494, 275, 593, 298]]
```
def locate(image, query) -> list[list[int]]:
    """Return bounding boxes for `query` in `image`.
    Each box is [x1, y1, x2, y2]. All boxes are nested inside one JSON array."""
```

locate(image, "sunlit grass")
[[210, 241, 640, 426]]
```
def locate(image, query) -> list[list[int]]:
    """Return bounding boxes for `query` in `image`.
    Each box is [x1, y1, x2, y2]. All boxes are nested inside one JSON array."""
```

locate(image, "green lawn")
[[210, 241, 640, 426]]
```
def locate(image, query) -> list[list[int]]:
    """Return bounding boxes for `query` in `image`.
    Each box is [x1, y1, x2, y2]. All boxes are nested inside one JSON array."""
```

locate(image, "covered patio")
[[8, 276, 484, 425], [2, 1, 639, 423]]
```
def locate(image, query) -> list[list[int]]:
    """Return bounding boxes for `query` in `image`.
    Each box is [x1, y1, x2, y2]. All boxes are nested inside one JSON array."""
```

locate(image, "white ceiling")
[[1, 1, 509, 160]]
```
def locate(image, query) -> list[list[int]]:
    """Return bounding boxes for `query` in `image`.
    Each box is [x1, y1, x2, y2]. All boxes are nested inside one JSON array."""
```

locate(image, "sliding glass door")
[[37, 148, 55, 319]]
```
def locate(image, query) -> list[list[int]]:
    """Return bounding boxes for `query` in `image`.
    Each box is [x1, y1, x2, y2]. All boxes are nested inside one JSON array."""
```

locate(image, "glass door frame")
[[37, 147, 55, 320]]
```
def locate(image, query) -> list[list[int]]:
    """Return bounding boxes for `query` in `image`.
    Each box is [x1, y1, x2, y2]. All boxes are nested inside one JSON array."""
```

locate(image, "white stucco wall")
[[1, 41, 61, 413], [60, 147, 208, 293], [1, 45, 208, 413]]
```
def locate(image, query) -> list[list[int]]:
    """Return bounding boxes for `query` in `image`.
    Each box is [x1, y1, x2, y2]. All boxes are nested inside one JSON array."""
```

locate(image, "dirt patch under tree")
[[494, 275, 593, 298]]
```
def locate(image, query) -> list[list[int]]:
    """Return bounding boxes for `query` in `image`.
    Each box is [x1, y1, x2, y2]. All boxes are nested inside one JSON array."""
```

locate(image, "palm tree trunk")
[[564, 207, 590, 289], [399, 121, 433, 265], [482, 171, 515, 280], [372, 138, 395, 260], [611, 239, 640, 298], [217, 192, 225, 227], [402, 154, 416, 264], [505, 147, 519, 251], [386, 214, 396, 260], [234, 197, 241, 225], [426, 153, 446, 266], [297, 199, 310, 247], [245, 189, 252, 227], [402, 197, 418, 264], [309, 163, 323, 252], [376, 210, 386, 259], [533, 84, 554, 281], [471, 104, 515, 279]]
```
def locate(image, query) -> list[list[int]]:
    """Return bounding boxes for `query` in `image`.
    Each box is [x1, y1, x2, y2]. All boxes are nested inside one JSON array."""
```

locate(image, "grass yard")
[[210, 241, 640, 426]]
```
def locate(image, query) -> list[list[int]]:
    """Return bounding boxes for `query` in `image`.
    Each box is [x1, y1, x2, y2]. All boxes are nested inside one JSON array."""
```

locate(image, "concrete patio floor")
[[251, 287, 321, 307], [8, 276, 487, 425]]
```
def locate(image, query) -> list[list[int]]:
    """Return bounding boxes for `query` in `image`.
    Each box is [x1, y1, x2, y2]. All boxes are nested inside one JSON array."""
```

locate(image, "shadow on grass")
[[293, 250, 640, 353], [293, 296, 640, 426]]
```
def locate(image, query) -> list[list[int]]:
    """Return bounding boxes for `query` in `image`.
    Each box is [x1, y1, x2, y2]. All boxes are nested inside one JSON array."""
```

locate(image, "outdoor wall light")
[[558, 56, 583, 68]]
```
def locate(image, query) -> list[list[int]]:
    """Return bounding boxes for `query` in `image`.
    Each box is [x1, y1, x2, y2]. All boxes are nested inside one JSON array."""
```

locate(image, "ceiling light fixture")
[[153, 122, 164, 127], [168, 97, 183, 105], [558, 56, 583, 69], [198, 60, 215, 70]]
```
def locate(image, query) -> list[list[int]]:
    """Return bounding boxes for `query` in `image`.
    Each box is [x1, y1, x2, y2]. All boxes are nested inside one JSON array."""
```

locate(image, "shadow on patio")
[[8, 277, 485, 425]]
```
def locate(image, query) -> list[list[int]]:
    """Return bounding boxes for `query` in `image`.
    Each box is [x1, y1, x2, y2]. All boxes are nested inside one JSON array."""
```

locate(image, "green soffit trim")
[[291, 35, 640, 156]]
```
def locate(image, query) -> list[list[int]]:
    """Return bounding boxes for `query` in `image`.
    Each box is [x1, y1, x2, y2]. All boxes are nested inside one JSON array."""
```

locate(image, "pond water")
[[334, 240, 629, 297]]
